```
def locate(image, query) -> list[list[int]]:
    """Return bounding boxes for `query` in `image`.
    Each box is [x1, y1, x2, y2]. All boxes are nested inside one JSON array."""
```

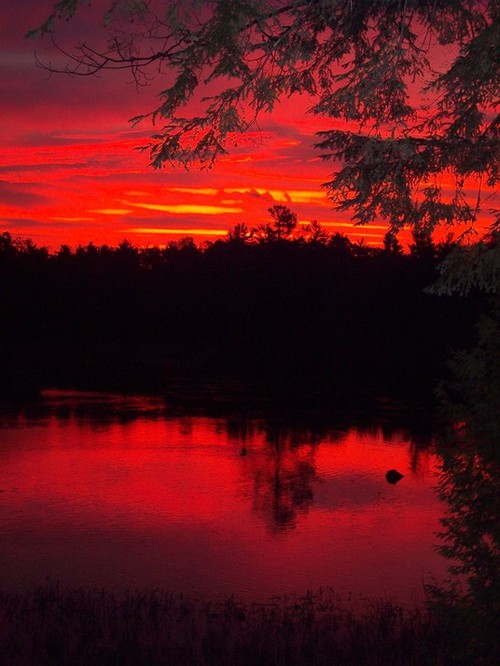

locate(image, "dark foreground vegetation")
[[0, 218, 483, 401], [0, 585, 484, 666]]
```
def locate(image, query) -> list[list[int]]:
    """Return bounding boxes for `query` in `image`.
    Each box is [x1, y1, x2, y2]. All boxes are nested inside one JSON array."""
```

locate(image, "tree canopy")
[[30, 1, 499, 235]]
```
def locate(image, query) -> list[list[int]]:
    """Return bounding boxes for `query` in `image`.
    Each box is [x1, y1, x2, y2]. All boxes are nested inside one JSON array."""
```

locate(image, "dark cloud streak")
[[0, 180, 48, 206]]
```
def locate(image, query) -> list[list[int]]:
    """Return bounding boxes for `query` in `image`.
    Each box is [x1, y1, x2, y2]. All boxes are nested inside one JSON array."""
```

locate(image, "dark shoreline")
[[1, 232, 481, 409], [0, 371, 442, 443]]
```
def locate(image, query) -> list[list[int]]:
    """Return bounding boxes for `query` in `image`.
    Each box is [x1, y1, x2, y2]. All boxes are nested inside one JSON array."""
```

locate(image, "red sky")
[[0, 2, 494, 250]]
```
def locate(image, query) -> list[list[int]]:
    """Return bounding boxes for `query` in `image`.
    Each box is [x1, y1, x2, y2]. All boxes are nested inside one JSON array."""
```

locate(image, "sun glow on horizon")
[[125, 202, 244, 215], [127, 227, 228, 237]]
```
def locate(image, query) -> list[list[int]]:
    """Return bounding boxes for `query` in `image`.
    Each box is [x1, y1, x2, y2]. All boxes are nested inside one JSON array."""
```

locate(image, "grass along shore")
[[0, 585, 467, 665]]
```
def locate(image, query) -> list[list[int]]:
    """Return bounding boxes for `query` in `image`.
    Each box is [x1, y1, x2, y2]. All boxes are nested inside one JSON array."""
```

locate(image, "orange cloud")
[[225, 187, 329, 205], [126, 228, 227, 236], [125, 202, 244, 215], [165, 187, 220, 196], [89, 208, 133, 215]]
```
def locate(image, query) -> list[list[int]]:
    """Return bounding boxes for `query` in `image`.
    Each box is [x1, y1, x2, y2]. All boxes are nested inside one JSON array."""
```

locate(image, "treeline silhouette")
[[0, 210, 481, 399]]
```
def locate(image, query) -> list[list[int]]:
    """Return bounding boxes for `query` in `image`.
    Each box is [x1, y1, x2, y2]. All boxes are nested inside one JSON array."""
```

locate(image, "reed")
[[0, 585, 457, 665]]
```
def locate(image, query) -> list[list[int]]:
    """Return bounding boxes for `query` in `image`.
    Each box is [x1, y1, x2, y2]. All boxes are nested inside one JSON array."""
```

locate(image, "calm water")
[[0, 390, 448, 604]]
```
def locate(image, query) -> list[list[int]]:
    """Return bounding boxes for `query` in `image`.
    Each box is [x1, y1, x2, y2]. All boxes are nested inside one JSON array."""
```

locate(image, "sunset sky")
[[0, 2, 494, 250]]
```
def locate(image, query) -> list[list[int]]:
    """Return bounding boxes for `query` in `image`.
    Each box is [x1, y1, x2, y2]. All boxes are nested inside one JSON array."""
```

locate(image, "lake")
[[0, 389, 449, 605]]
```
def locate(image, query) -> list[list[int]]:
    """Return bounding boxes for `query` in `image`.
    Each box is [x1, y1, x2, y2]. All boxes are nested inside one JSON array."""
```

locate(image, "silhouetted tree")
[[255, 205, 298, 243], [428, 342, 500, 664], [329, 232, 353, 256], [383, 231, 404, 256], [0, 231, 16, 257], [303, 220, 329, 245], [409, 229, 436, 262], [227, 223, 253, 245]]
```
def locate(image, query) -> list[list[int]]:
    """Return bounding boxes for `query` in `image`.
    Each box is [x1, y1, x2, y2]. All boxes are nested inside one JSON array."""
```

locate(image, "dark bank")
[[0, 226, 481, 401]]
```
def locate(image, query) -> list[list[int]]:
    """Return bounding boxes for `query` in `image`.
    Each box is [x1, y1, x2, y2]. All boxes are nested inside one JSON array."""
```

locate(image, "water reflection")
[[0, 389, 446, 603], [250, 428, 316, 532]]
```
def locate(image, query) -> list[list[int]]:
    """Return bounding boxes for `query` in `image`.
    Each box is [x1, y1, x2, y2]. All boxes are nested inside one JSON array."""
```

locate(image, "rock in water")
[[385, 469, 404, 485]]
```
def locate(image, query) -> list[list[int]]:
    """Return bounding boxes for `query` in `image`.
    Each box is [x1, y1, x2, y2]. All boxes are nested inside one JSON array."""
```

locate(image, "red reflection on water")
[[0, 393, 447, 603]]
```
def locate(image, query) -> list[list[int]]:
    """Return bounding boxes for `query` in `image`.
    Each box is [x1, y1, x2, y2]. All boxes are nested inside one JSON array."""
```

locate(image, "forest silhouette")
[[0, 208, 484, 400]]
